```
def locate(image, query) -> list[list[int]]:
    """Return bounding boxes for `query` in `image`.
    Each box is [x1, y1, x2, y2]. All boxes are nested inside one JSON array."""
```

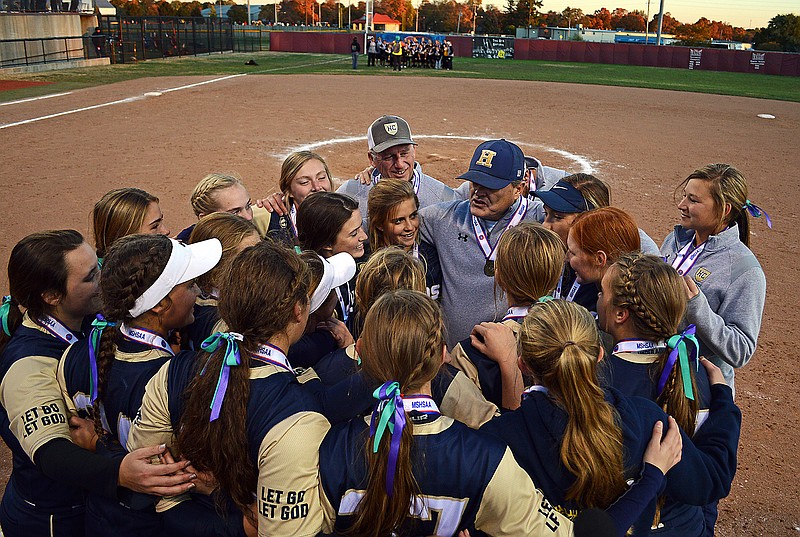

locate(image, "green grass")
[[2, 51, 799, 103]]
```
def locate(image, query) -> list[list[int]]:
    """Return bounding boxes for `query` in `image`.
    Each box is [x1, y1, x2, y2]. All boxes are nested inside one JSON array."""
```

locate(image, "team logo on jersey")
[[457, 233, 468, 242], [694, 267, 711, 283], [475, 150, 496, 168], [384, 122, 398, 136]]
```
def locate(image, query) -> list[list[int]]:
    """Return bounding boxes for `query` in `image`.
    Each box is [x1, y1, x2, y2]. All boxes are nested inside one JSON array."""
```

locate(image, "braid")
[[92, 326, 118, 436]]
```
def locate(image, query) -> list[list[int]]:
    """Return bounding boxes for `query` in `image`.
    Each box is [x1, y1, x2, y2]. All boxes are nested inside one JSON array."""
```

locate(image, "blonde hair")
[[188, 212, 259, 296], [279, 151, 333, 204], [190, 173, 245, 217], [494, 223, 565, 305], [676, 164, 751, 247], [351, 290, 443, 535], [518, 299, 625, 508], [368, 179, 420, 250], [92, 188, 159, 258], [607, 253, 697, 434], [355, 247, 427, 318], [563, 173, 610, 210]]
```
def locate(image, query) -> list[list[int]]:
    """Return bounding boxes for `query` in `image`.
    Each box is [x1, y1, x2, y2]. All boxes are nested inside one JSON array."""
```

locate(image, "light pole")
[[656, 0, 665, 45], [457, 10, 461, 33]]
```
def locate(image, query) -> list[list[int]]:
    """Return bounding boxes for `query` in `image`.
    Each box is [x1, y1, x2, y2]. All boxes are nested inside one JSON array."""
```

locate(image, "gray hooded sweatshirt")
[[661, 224, 766, 393]]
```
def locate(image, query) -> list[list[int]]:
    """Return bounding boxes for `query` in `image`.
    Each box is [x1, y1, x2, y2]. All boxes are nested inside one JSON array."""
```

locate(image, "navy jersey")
[[0, 316, 84, 514], [556, 265, 598, 315], [288, 330, 338, 370], [181, 299, 220, 352], [418, 241, 442, 301], [266, 212, 297, 248], [481, 386, 741, 537], [319, 411, 576, 536]]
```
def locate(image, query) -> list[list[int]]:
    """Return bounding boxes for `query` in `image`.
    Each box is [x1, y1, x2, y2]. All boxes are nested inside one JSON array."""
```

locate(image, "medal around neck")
[[484, 260, 495, 277]]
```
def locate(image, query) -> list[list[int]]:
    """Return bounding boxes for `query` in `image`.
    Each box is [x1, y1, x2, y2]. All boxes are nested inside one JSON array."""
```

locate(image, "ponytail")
[[0, 295, 23, 354]]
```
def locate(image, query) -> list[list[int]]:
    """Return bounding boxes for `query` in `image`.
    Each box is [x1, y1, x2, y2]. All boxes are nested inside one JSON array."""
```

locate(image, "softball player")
[[265, 151, 334, 247], [128, 241, 331, 537], [182, 213, 260, 351], [367, 178, 442, 300], [93, 187, 170, 261], [660, 164, 768, 392], [0, 231, 193, 537], [317, 290, 681, 536], [451, 223, 565, 410], [478, 299, 741, 535], [57, 234, 221, 537]]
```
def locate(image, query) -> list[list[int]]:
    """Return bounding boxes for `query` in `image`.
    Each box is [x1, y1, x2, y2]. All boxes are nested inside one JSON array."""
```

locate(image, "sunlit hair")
[[1, 230, 85, 352], [368, 179, 420, 250], [350, 290, 443, 535], [92, 188, 159, 258], [190, 173, 245, 218], [355, 247, 426, 319], [518, 299, 625, 508], [92, 234, 171, 435], [563, 173, 610, 210], [570, 207, 641, 265], [177, 242, 311, 518], [278, 151, 333, 205], [188, 212, 258, 296], [494, 223, 565, 305], [607, 253, 697, 434], [675, 163, 751, 247], [296, 192, 359, 255]]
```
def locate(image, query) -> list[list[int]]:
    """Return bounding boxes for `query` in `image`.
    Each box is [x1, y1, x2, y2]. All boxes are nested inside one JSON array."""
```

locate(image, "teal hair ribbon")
[[742, 200, 772, 229], [0, 296, 12, 337], [537, 295, 554, 303], [200, 331, 243, 421], [368, 381, 406, 497], [88, 314, 117, 404], [660, 324, 700, 401]]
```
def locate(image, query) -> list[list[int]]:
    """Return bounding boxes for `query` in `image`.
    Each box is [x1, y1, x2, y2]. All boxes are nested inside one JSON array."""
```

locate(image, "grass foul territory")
[[1, 51, 798, 103]]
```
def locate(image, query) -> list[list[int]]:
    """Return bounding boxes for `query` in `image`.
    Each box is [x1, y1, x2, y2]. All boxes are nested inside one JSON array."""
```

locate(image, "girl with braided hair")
[[0, 231, 196, 537], [479, 299, 742, 537], [128, 241, 332, 536], [597, 252, 730, 536], [58, 233, 222, 537], [660, 164, 768, 392], [317, 290, 683, 537]]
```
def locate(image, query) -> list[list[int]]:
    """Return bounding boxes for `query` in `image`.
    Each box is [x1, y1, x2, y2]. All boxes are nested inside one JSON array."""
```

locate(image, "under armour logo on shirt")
[[457, 233, 468, 242]]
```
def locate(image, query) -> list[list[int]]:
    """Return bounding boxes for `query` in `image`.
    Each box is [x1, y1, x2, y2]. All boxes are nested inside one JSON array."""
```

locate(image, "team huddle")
[[0, 114, 769, 537]]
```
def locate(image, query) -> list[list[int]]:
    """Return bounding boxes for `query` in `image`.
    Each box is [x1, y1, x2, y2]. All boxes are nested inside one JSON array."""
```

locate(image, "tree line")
[[109, 0, 799, 52]]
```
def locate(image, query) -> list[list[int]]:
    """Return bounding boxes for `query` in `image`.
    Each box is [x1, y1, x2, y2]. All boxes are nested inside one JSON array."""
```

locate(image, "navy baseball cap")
[[534, 180, 589, 213], [458, 139, 525, 190]]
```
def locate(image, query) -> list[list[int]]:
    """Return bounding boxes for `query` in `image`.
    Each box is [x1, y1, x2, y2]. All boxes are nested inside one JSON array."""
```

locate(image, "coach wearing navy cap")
[[419, 139, 538, 348]]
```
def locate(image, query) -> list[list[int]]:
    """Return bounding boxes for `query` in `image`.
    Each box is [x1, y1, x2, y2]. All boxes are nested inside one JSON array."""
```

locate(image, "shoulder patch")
[[694, 267, 711, 283]]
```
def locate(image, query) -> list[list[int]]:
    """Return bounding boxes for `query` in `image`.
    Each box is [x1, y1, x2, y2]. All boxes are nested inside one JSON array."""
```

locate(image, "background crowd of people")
[[366, 36, 454, 71]]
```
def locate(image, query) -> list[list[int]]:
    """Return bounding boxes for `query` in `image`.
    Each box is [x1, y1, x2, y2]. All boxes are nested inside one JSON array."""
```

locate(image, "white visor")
[[129, 238, 222, 318], [310, 252, 356, 313]]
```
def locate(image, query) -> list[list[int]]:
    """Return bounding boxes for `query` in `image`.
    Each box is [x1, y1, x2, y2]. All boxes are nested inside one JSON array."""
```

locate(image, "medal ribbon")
[[671, 238, 706, 276], [34, 314, 78, 344], [369, 381, 406, 497], [88, 314, 117, 404], [658, 325, 700, 401], [251, 343, 292, 373], [402, 395, 440, 415], [613, 339, 667, 355], [200, 331, 244, 421], [503, 306, 530, 321], [0, 296, 12, 337], [288, 205, 298, 236], [120, 323, 174, 356], [471, 197, 529, 263]]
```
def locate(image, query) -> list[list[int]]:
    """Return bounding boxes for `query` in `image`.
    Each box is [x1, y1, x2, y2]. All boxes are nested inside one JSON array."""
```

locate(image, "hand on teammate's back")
[[118, 444, 197, 496], [643, 416, 683, 475], [256, 192, 288, 215], [470, 322, 517, 369], [318, 318, 354, 349]]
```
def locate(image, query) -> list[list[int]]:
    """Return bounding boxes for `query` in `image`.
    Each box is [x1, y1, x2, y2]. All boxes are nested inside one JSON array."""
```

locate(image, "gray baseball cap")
[[367, 115, 417, 153]]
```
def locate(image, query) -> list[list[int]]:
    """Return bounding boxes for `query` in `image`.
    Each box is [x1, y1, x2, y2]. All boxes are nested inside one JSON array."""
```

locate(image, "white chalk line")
[[0, 56, 347, 130], [0, 91, 73, 107], [281, 134, 597, 174]]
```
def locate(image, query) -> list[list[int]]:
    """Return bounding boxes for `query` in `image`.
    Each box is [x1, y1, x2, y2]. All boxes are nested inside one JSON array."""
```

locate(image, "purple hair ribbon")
[[0, 296, 12, 337], [88, 314, 116, 404], [368, 381, 406, 497], [200, 331, 243, 421], [743, 200, 772, 229], [659, 324, 699, 401]]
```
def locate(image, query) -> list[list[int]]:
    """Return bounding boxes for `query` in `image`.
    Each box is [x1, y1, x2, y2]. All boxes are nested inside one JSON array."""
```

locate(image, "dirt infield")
[[1, 73, 799, 535]]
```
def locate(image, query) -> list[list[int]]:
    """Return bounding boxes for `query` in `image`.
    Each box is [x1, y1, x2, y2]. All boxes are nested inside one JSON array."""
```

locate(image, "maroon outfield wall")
[[269, 32, 799, 77]]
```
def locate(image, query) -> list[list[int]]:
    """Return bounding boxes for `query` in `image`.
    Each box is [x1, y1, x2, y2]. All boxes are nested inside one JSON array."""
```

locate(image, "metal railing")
[[0, 35, 94, 68]]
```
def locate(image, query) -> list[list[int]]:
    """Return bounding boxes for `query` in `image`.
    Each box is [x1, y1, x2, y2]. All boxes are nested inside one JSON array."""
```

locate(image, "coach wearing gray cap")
[[419, 139, 538, 348], [337, 115, 458, 217]]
